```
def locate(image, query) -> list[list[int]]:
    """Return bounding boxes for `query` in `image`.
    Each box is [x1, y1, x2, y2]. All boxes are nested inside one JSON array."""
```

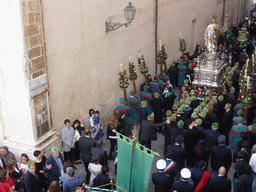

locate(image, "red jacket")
[[0, 176, 15, 192]]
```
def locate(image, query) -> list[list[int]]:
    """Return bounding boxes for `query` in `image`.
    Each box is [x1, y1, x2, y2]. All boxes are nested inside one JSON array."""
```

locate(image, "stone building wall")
[[41, 0, 244, 132], [21, 0, 51, 139]]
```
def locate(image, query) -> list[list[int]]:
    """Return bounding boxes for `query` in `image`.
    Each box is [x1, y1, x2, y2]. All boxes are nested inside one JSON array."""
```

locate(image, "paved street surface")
[[74, 88, 235, 191]]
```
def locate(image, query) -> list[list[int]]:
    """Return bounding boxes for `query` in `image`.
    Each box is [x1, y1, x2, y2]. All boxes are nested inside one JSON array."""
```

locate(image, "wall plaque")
[[29, 74, 48, 98]]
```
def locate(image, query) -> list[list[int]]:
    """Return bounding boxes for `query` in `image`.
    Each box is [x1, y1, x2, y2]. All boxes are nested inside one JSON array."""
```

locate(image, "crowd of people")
[[1, 10, 256, 192]]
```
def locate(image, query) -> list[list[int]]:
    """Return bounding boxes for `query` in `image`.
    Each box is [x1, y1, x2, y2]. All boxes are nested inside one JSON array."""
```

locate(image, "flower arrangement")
[[138, 51, 148, 74]]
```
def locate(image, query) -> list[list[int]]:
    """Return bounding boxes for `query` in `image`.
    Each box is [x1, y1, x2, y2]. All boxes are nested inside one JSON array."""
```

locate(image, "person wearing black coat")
[[107, 111, 125, 157], [235, 164, 254, 192], [152, 159, 171, 192], [78, 130, 95, 184], [140, 115, 166, 149], [208, 166, 231, 192], [92, 165, 114, 190], [220, 103, 233, 145], [211, 135, 232, 175], [166, 135, 186, 181], [171, 168, 193, 192], [24, 161, 43, 192], [151, 93, 164, 133], [191, 161, 211, 192], [168, 64, 177, 89], [163, 90, 176, 115], [215, 96, 226, 124]]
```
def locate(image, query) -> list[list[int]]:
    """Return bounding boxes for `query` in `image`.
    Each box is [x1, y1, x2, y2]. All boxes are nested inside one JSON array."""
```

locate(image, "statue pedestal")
[[192, 53, 227, 87]]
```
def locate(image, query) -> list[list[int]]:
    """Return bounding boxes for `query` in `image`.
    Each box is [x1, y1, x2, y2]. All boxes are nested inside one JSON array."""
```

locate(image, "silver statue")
[[204, 15, 222, 54]]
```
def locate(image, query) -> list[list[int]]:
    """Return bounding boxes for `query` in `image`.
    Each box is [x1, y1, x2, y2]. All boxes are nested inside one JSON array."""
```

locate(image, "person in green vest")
[[116, 97, 132, 136], [230, 117, 249, 154], [162, 69, 170, 82], [177, 61, 187, 87], [156, 74, 165, 92], [139, 86, 153, 104], [127, 90, 140, 128]]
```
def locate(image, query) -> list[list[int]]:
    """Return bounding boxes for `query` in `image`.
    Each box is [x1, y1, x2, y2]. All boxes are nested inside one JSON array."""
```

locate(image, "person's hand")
[[71, 143, 75, 148], [39, 170, 44, 174], [122, 114, 125, 119], [46, 164, 52, 170], [166, 119, 170, 124], [180, 142, 185, 147], [74, 135, 77, 139], [16, 162, 21, 169]]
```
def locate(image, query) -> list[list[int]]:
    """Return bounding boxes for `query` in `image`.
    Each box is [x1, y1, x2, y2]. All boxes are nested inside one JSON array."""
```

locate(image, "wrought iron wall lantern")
[[105, 2, 136, 32]]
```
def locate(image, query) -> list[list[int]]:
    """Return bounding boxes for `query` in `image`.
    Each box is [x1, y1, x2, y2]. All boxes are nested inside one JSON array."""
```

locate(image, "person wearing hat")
[[194, 122, 221, 152], [211, 135, 232, 176], [139, 85, 153, 106], [183, 79, 190, 92], [215, 95, 226, 124], [140, 115, 167, 149], [156, 75, 165, 92], [171, 168, 193, 192], [164, 115, 179, 148], [225, 86, 236, 106], [43, 146, 64, 184], [24, 160, 44, 192], [149, 76, 161, 97], [127, 90, 140, 128], [116, 97, 133, 136], [163, 150, 178, 187], [220, 103, 234, 145], [166, 134, 186, 181], [152, 159, 171, 192], [177, 60, 187, 87], [162, 69, 170, 82], [230, 117, 249, 154], [151, 92, 164, 133], [191, 160, 211, 192], [168, 61, 178, 89], [138, 101, 150, 140], [163, 87, 177, 115]]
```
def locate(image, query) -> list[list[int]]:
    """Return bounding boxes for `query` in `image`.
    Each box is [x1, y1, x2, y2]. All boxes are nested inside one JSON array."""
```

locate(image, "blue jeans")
[[252, 174, 256, 192], [232, 176, 239, 192]]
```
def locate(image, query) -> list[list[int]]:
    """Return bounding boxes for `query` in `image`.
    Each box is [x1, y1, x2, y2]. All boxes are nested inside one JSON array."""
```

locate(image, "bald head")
[[218, 166, 226, 176]]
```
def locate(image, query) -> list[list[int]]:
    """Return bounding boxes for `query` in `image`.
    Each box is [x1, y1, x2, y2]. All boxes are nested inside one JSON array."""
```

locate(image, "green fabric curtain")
[[116, 133, 155, 192], [116, 132, 133, 192], [130, 142, 155, 192]]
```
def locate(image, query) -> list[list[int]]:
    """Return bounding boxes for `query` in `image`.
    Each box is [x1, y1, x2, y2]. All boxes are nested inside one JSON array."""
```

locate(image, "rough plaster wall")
[[41, 0, 242, 131]]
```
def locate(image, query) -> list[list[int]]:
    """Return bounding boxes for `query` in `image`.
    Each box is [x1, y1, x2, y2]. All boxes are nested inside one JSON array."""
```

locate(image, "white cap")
[[181, 168, 191, 179], [156, 159, 166, 170]]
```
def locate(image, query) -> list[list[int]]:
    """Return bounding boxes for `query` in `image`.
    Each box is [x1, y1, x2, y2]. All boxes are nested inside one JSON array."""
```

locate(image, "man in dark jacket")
[[43, 146, 64, 184], [208, 166, 231, 192], [140, 115, 166, 149], [225, 87, 236, 107], [152, 159, 170, 192], [215, 95, 226, 124], [151, 92, 164, 133], [92, 165, 113, 190], [149, 76, 161, 96], [78, 129, 95, 184], [24, 161, 43, 192], [164, 150, 178, 188], [221, 103, 233, 145], [91, 140, 109, 166], [211, 135, 232, 175], [166, 134, 186, 181], [171, 168, 193, 192], [191, 160, 211, 192], [168, 63, 177, 88], [138, 101, 150, 141]]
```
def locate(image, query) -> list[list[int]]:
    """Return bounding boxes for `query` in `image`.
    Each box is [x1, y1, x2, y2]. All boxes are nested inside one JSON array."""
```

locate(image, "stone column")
[[0, 0, 60, 160]]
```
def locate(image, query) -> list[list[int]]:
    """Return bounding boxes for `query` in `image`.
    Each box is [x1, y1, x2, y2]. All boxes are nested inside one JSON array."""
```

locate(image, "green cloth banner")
[[116, 133, 155, 192], [130, 142, 154, 192], [116, 132, 133, 192]]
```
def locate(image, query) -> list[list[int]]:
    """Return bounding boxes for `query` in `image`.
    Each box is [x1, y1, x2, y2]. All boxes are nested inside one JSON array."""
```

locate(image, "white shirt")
[[89, 116, 94, 127], [250, 153, 256, 173]]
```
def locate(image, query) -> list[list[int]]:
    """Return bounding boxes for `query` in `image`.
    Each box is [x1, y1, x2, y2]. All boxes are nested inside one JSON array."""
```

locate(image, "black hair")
[[33, 150, 41, 157], [85, 130, 91, 136], [89, 109, 94, 117], [154, 76, 158, 80], [72, 119, 81, 128], [102, 165, 109, 174], [64, 119, 70, 125]]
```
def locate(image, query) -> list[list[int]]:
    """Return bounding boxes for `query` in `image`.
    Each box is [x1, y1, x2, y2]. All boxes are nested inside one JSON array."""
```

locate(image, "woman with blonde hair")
[[107, 109, 125, 157]]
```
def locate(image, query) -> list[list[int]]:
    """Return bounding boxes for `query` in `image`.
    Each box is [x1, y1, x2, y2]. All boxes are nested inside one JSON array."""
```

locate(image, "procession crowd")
[[1, 10, 256, 192]]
